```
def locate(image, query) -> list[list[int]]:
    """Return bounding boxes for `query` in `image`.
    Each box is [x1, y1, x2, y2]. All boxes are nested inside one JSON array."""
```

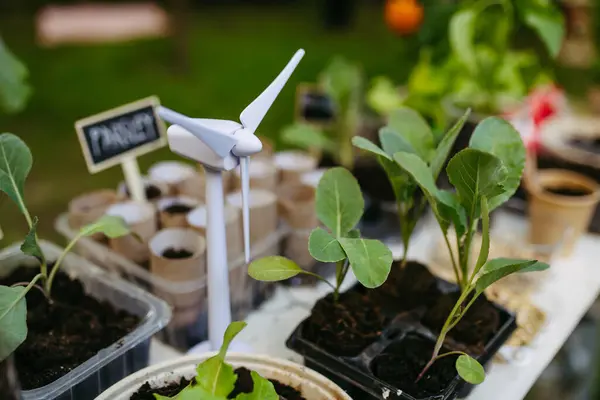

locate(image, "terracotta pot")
[[527, 169, 600, 255], [149, 228, 206, 328], [274, 151, 318, 185], [95, 353, 352, 400], [156, 196, 201, 229], [105, 201, 157, 264], [148, 160, 198, 196]]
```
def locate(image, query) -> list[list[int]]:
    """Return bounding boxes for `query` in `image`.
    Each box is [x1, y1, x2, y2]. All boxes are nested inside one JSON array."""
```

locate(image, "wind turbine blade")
[[240, 49, 305, 133], [157, 107, 238, 158], [240, 156, 251, 264]]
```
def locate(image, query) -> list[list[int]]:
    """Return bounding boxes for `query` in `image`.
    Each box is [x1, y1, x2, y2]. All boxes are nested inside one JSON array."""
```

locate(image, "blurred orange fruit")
[[385, 0, 424, 35]]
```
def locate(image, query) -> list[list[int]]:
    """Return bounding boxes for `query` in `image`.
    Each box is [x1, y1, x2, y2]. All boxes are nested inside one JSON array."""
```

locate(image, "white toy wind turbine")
[[157, 49, 305, 350]]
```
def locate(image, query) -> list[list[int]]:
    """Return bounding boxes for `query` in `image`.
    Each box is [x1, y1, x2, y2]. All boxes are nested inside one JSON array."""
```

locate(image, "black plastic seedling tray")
[[287, 274, 517, 400]]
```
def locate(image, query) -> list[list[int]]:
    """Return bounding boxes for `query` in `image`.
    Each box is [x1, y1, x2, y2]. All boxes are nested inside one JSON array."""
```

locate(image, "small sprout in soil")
[[282, 57, 362, 170], [353, 107, 470, 263], [394, 118, 550, 384], [249, 167, 393, 301], [0, 132, 130, 362], [155, 321, 279, 400]]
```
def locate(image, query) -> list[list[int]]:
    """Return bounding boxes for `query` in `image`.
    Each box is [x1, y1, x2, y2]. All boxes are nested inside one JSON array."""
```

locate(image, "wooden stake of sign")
[[75, 96, 167, 202]]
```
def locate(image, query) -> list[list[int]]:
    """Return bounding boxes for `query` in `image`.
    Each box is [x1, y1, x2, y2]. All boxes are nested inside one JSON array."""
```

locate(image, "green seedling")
[[155, 321, 279, 400], [282, 57, 362, 170], [352, 107, 470, 263], [0, 132, 131, 362], [248, 167, 393, 301], [393, 117, 549, 384]]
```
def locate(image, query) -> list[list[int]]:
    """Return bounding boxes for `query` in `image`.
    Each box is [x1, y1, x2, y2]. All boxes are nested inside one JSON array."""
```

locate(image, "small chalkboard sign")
[[75, 96, 166, 173], [295, 83, 336, 127]]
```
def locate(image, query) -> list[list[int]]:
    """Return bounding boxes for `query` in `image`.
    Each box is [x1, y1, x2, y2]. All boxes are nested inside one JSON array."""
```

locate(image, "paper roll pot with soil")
[[106, 200, 157, 264], [0, 133, 170, 399], [157, 196, 201, 229], [95, 321, 351, 400]]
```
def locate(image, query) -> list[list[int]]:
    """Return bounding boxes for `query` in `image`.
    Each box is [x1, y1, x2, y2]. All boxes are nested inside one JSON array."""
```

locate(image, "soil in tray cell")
[[570, 137, 600, 154], [422, 291, 500, 353], [372, 334, 460, 398], [304, 291, 387, 357], [126, 184, 163, 200], [164, 204, 194, 214], [162, 248, 194, 259], [367, 261, 440, 314], [131, 367, 307, 400], [0, 266, 140, 390], [545, 186, 593, 197]]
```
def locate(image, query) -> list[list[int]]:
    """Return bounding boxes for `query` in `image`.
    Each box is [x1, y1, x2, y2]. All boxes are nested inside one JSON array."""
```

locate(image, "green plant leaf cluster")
[[154, 322, 278, 400], [0, 38, 31, 114], [393, 117, 550, 385], [352, 107, 469, 261], [249, 167, 392, 300], [0, 132, 130, 362]]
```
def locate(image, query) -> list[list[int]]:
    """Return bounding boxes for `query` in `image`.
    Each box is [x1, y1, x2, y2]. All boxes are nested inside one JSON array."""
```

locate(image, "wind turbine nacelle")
[[166, 123, 239, 171]]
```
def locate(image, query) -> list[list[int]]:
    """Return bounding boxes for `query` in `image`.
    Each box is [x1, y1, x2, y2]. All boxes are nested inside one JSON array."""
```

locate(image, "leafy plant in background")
[[248, 167, 393, 301], [443, 0, 565, 114], [0, 133, 131, 362], [155, 321, 279, 399], [393, 117, 550, 384], [282, 57, 362, 169], [352, 107, 470, 262], [0, 38, 30, 114]]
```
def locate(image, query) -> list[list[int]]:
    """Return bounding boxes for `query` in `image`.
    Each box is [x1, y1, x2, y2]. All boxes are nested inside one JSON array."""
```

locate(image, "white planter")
[[95, 353, 351, 400]]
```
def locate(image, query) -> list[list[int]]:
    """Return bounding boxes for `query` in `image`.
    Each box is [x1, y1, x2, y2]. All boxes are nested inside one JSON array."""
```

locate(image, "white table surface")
[[149, 212, 600, 400]]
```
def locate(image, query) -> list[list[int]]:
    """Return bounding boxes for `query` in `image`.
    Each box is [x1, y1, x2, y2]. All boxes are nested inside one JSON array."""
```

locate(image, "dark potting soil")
[[304, 291, 387, 357], [0, 266, 140, 390], [422, 291, 501, 353], [545, 186, 592, 197], [367, 261, 440, 315], [125, 184, 162, 200], [130, 367, 306, 400], [371, 334, 460, 398], [570, 137, 600, 154], [162, 248, 194, 259], [164, 203, 194, 214]]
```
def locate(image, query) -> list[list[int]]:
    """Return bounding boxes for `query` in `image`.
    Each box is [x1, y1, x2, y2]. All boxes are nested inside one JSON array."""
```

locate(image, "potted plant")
[[96, 321, 352, 400], [251, 118, 550, 399], [0, 133, 171, 399]]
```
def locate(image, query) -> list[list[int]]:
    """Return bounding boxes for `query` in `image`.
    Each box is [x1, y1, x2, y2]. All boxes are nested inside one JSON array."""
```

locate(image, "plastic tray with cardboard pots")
[[0, 241, 171, 400]]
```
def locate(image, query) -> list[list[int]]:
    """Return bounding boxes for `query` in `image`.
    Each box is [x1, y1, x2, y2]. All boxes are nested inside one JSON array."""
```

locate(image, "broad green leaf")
[[20, 216, 44, 262], [80, 215, 130, 238], [0, 285, 27, 362], [430, 109, 471, 179], [476, 258, 549, 294], [473, 197, 490, 273], [366, 76, 405, 116], [446, 149, 507, 218], [388, 108, 434, 161], [469, 117, 526, 211], [379, 126, 417, 157], [347, 228, 361, 238], [195, 321, 246, 396], [450, 9, 478, 74], [248, 256, 303, 282], [308, 227, 345, 263], [379, 156, 414, 203], [393, 152, 439, 201], [281, 124, 335, 154], [316, 167, 363, 237], [519, 4, 565, 58], [235, 371, 279, 400], [154, 386, 222, 400], [436, 190, 467, 237], [338, 238, 392, 288], [0, 39, 31, 114], [352, 136, 390, 160], [0, 133, 32, 217], [456, 355, 485, 385], [320, 57, 362, 104]]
